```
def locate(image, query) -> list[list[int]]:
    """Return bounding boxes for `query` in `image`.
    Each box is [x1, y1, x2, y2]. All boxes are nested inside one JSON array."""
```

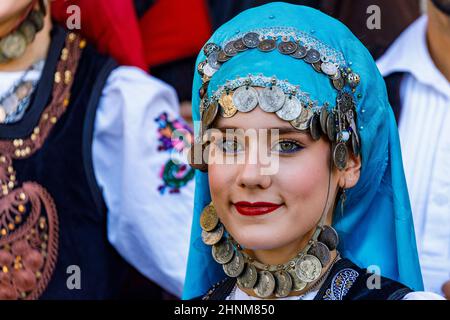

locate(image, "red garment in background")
[[140, 0, 212, 68], [51, 0, 212, 71], [51, 0, 147, 70]]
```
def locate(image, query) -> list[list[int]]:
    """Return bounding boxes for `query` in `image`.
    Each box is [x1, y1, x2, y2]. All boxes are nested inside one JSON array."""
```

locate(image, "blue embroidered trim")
[[323, 268, 359, 300]]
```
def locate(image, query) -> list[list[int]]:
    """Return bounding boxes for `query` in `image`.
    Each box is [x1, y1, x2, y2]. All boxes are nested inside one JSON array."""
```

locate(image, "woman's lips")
[[233, 201, 282, 216]]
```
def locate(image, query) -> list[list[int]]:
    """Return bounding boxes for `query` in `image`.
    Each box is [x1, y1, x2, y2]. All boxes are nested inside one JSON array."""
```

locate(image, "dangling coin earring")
[[340, 188, 346, 217]]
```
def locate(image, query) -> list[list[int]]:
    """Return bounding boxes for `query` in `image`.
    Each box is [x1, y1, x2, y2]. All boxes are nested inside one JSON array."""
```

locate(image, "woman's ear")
[[338, 154, 361, 189]]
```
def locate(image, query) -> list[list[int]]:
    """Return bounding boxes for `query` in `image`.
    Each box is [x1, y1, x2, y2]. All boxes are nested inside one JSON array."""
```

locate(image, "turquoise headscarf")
[[183, 2, 423, 299]]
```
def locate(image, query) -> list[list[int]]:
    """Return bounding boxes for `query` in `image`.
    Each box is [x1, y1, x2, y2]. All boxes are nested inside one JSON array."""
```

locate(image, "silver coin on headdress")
[[257, 39, 277, 52], [0, 31, 27, 59], [232, 86, 258, 112], [308, 241, 331, 266], [290, 44, 307, 59], [326, 113, 336, 142], [331, 68, 342, 80], [258, 86, 286, 112], [223, 250, 245, 277], [312, 61, 323, 73], [321, 62, 339, 77], [233, 38, 247, 52], [288, 268, 307, 291], [290, 107, 313, 131], [29, 10, 44, 32], [201, 224, 224, 245], [275, 96, 302, 121], [274, 270, 293, 298], [318, 225, 339, 250], [254, 270, 276, 298], [207, 51, 221, 70], [203, 43, 220, 57], [224, 41, 238, 57], [295, 254, 322, 283], [320, 107, 329, 134], [278, 41, 298, 55], [237, 263, 258, 289], [303, 48, 321, 64], [332, 77, 345, 91], [310, 113, 322, 141], [19, 21, 37, 44], [217, 50, 231, 63], [333, 142, 348, 170], [243, 32, 260, 48], [212, 239, 235, 265]]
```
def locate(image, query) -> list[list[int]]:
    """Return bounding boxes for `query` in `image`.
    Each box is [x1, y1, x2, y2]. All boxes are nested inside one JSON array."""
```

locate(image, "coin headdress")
[[183, 3, 423, 299], [0, 0, 46, 63]]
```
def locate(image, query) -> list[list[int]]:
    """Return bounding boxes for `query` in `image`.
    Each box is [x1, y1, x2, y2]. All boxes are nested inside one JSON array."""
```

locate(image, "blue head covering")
[[183, 2, 423, 299]]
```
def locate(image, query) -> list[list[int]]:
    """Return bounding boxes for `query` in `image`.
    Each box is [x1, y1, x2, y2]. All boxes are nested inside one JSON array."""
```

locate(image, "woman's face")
[[208, 105, 343, 252]]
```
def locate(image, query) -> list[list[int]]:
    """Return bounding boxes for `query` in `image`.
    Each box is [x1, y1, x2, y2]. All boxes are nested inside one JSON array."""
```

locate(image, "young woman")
[[183, 3, 443, 300]]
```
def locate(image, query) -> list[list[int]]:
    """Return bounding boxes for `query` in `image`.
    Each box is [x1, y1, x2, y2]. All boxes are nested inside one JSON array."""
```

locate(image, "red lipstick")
[[234, 202, 282, 216]]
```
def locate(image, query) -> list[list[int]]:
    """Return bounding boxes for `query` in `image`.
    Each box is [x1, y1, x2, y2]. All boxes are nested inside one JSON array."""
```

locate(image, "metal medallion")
[[295, 254, 322, 283], [19, 21, 36, 44], [321, 62, 338, 77], [290, 107, 312, 131], [203, 43, 220, 57], [258, 86, 285, 112], [290, 44, 307, 59], [278, 41, 298, 55], [237, 263, 258, 289], [219, 93, 238, 118], [207, 51, 221, 70], [233, 38, 247, 52], [217, 50, 231, 63], [257, 39, 276, 52], [332, 76, 345, 91], [303, 48, 321, 64], [318, 225, 339, 250], [202, 101, 219, 127], [326, 113, 336, 142], [224, 41, 238, 57], [254, 270, 276, 298], [320, 107, 329, 135], [0, 32, 27, 59], [200, 204, 219, 232], [331, 68, 342, 80], [308, 241, 331, 266], [242, 32, 260, 48], [312, 61, 322, 73], [212, 239, 235, 264], [275, 96, 302, 121], [337, 92, 355, 113], [29, 10, 44, 31], [223, 250, 245, 277], [274, 270, 293, 298], [201, 224, 224, 245], [288, 268, 307, 291], [347, 72, 361, 88], [310, 113, 322, 141], [333, 142, 348, 170], [232, 86, 258, 113]]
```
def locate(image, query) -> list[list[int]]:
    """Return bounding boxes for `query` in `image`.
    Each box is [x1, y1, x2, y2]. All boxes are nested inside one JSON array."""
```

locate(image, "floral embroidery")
[[155, 112, 195, 194], [323, 268, 359, 300]]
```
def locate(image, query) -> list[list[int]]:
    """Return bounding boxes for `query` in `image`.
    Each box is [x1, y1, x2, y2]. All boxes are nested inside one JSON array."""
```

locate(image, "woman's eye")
[[272, 140, 303, 154], [218, 139, 243, 153]]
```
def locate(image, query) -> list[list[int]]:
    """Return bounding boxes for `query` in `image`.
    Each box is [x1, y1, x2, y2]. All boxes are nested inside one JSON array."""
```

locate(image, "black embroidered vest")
[[0, 26, 139, 299]]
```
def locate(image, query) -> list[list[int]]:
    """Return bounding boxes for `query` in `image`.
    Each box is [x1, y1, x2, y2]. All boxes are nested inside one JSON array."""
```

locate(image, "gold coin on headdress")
[[219, 93, 237, 118], [200, 203, 219, 232]]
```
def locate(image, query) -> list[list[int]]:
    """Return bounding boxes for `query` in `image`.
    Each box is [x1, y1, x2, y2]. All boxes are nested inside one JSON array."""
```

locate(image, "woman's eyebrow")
[[214, 126, 303, 134]]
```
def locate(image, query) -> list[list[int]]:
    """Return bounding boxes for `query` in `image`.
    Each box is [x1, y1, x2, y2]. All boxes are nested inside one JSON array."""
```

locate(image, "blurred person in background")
[[0, 0, 194, 299], [377, 0, 450, 298]]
